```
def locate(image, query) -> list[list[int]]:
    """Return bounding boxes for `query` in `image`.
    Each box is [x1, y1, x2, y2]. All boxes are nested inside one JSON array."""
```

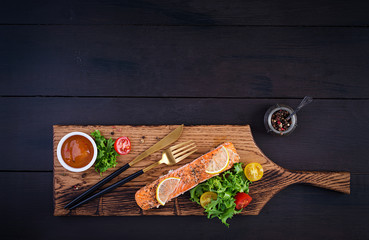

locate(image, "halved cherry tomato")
[[234, 192, 252, 210], [244, 162, 263, 181], [114, 137, 131, 155], [200, 192, 218, 208]]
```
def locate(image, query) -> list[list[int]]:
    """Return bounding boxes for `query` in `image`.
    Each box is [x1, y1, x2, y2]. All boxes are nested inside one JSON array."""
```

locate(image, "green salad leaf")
[[190, 162, 251, 227], [91, 130, 119, 175]]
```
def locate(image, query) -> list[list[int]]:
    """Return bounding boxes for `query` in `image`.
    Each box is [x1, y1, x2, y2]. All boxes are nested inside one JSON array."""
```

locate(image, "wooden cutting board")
[[53, 125, 350, 216]]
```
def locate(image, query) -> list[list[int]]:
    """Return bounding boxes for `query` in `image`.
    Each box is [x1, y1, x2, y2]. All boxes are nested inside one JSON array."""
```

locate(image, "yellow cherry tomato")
[[200, 192, 218, 208], [244, 163, 264, 181]]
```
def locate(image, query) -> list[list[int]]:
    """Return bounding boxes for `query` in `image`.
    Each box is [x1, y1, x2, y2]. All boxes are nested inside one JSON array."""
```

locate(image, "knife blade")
[[129, 124, 184, 166]]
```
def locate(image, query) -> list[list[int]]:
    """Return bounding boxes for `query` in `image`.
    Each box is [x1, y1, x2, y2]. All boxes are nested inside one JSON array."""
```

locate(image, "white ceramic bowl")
[[57, 132, 97, 172]]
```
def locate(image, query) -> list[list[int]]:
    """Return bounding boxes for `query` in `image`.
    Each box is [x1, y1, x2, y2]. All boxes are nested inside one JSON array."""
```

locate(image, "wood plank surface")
[[1, 26, 369, 98], [1, 0, 369, 25], [54, 125, 260, 216], [1, 172, 367, 239], [53, 125, 349, 216], [1, 1, 368, 237], [1, 98, 368, 173]]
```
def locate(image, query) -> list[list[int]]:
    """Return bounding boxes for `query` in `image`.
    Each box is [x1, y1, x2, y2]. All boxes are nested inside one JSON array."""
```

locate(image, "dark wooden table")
[[1, 1, 369, 239]]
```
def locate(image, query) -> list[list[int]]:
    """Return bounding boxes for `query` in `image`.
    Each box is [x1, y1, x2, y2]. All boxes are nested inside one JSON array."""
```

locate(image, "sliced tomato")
[[234, 192, 252, 210], [200, 192, 218, 208], [114, 137, 131, 155], [244, 162, 263, 181]]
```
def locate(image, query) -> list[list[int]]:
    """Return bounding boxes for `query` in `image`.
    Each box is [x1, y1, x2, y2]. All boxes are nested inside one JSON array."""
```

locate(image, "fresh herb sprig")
[[190, 163, 251, 227], [91, 130, 119, 175]]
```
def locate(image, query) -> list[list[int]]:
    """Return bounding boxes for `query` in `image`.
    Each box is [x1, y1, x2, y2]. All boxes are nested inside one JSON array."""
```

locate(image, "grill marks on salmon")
[[135, 142, 240, 210]]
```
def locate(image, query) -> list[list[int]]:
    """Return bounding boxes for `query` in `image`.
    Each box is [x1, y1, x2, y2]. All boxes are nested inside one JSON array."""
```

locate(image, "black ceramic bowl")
[[264, 104, 297, 136]]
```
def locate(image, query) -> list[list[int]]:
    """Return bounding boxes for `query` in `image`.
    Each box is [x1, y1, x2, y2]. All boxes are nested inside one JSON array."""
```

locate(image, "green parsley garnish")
[[190, 163, 252, 227], [91, 130, 119, 175]]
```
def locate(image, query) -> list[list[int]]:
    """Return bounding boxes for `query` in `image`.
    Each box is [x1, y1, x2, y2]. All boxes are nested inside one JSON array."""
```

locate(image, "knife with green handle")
[[64, 124, 184, 209]]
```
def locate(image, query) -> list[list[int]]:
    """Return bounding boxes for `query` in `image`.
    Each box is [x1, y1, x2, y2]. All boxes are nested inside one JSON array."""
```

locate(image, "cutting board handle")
[[290, 170, 350, 194]]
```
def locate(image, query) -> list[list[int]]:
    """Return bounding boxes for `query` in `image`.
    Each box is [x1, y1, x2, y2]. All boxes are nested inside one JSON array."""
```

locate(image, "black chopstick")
[[64, 163, 130, 209], [68, 169, 144, 210]]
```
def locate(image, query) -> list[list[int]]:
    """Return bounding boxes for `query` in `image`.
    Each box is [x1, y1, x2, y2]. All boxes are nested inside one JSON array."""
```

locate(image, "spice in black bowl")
[[264, 104, 297, 136], [271, 109, 292, 132]]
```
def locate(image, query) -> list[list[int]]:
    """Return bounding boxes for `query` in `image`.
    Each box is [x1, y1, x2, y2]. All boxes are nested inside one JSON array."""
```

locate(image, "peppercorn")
[[271, 110, 292, 132]]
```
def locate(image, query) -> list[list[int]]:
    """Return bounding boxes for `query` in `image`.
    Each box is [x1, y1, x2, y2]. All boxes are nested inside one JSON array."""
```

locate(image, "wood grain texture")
[[53, 125, 349, 216], [1, 0, 369, 25], [1, 26, 369, 98], [1, 0, 367, 238], [0, 172, 366, 239]]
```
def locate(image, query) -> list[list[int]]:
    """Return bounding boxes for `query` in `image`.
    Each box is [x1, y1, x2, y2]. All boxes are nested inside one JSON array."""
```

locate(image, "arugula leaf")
[[190, 162, 251, 227], [91, 130, 119, 175]]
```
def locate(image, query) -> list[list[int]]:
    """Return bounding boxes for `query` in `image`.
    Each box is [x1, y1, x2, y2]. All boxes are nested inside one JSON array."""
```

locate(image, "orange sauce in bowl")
[[61, 135, 94, 168]]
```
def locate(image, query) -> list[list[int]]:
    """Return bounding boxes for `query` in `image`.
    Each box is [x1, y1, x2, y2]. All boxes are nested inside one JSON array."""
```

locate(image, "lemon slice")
[[156, 177, 181, 206], [205, 146, 230, 174]]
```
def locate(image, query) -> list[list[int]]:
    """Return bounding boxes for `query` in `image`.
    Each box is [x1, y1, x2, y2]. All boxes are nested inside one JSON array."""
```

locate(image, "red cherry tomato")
[[234, 192, 252, 210], [114, 137, 131, 155]]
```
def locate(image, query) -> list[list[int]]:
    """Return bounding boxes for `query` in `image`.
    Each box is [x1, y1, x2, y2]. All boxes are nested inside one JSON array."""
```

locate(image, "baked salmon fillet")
[[135, 142, 240, 210]]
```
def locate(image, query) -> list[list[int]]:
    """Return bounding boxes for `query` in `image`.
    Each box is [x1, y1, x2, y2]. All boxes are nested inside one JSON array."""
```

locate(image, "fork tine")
[[174, 149, 197, 163], [173, 145, 197, 158], [171, 142, 195, 155], [170, 140, 194, 152]]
